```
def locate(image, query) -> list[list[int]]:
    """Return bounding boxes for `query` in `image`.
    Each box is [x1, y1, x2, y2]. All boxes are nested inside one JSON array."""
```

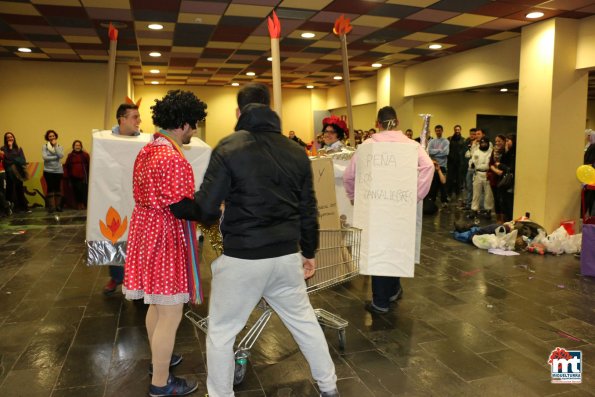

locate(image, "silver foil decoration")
[[321, 146, 356, 161], [419, 113, 432, 151], [86, 240, 127, 266]]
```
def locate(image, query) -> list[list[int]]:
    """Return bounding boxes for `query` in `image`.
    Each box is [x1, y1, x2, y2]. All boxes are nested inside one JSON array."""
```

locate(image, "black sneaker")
[[389, 287, 403, 303], [149, 374, 198, 397], [149, 354, 183, 375], [365, 302, 389, 315]]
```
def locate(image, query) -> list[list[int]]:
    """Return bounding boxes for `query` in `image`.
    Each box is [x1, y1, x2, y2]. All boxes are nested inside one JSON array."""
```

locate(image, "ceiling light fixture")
[[500, 88, 508, 92], [150, 69, 160, 74], [333, 75, 343, 80], [148, 24, 164, 30], [301, 32, 315, 39], [267, 57, 273, 61], [151, 81, 159, 85], [372, 63, 382, 68], [306, 85, 314, 89], [246, 72, 255, 76], [429, 44, 442, 50], [18, 47, 32, 53], [231, 82, 239, 86], [526, 11, 544, 19], [149, 52, 161, 57]]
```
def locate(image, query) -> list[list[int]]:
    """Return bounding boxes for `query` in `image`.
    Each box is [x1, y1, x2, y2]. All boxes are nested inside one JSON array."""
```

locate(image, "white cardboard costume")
[[353, 142, 418, 277], [86, 130, 211, 265]]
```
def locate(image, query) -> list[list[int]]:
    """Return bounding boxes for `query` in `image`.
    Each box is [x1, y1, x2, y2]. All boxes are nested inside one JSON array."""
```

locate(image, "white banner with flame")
[[86, 130, 211, 265]]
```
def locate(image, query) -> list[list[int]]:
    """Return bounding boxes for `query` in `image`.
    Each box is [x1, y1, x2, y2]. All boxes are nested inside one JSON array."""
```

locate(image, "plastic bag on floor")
[[472, 229, 518, 251], [545, 226, 569, 255], [560, 233, 582, 254]]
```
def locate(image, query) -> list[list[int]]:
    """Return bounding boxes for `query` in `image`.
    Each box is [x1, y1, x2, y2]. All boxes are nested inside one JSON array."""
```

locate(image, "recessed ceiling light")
[[17, 47, 31, 53], [150, 69, 160, 74], [246, 72, 256, 76], [267, 57, 273, 61], [301, 32, 315, 39], [500, 88, 508, 92], [151, 81, 159, 85], [306, 85, 314, 89], [429, 44, 442, 50], [149, 52, 161, 57], [333, 75, 343, 80], [526, 11, 544, 19], [231, 82, 239, 86], [371, 63, 382, 68], [148, 24, 163, 30]]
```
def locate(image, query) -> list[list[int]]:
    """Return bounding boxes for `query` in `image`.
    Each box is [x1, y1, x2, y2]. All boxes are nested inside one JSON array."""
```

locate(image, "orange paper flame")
[[267, 10, 281, 39], [333, 15, 352, 36], [108, 22, 118, 41], [125, 96, 142, 107], [99, 206, 128, 244]]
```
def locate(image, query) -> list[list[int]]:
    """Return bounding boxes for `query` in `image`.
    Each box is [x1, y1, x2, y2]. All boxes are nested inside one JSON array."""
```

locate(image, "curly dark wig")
[[151, 90, 207, 130]]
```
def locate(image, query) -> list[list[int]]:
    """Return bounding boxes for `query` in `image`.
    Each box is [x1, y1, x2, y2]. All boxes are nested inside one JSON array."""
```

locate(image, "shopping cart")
[[185, 227, 361, 385]]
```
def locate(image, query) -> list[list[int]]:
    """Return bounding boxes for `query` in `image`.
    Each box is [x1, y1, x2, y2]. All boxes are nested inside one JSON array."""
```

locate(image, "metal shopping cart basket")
[[185, 227, 361, 385]]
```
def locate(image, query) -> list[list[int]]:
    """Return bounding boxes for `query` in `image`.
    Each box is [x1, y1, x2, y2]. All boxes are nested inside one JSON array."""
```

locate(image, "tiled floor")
[[0, 207, 593, 397]]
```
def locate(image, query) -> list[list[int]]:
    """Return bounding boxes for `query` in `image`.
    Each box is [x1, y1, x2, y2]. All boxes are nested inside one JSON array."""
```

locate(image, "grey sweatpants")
[[206, 253, 337, 397]]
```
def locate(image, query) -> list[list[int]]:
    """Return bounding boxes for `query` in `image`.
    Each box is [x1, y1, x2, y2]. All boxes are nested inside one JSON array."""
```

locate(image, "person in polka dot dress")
[[123, 90, 207, 397]]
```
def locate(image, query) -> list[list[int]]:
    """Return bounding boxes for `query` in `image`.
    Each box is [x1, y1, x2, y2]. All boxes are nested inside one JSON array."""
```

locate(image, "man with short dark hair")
[[288, 130, 307, 147], [427, 124, 449, 206], [175, 83, 339, 397], [103, 103, 141, 294], [447, 124, 465, 198]]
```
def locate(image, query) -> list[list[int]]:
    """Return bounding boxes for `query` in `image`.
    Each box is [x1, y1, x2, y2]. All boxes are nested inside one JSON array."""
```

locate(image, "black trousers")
[[371, 276, 401, 309], [44, 171, 63, 194], [71, 178, 88, 205]]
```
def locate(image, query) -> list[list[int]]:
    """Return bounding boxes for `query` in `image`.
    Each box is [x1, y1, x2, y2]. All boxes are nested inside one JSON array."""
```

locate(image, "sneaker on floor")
[[103, 279, 120, 295], [389, 287, 403, 303], [149, 374, 198, 397], [320, 389, 340, 397], [365, 302, 389, 315], [149, 354, 183, 375]]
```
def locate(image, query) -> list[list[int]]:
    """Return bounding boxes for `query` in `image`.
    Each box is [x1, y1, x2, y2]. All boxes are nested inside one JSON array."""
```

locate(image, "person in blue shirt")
[[427, 124, 450, 206]]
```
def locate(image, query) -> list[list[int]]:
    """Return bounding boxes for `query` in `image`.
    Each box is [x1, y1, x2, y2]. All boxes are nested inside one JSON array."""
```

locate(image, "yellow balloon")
[[576, 165, 595, 185]]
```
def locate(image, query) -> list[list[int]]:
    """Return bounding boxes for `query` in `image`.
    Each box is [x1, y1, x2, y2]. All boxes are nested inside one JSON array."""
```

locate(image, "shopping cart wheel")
[[234, 351, 249, 385], [338, 329, 346, 350]]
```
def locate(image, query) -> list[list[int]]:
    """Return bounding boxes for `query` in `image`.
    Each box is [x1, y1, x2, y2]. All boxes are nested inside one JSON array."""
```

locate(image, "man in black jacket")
[[173, 83, 338, 397]]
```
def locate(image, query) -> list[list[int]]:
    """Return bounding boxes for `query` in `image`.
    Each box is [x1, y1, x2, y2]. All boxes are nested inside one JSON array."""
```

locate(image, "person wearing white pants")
[[172, 83, 339, 397], [471, 136, 494, 213], [206, 253, 337, 396]]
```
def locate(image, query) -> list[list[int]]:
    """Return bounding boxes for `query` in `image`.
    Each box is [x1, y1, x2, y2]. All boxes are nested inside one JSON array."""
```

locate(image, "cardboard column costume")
[[85, 130, 211, 266]]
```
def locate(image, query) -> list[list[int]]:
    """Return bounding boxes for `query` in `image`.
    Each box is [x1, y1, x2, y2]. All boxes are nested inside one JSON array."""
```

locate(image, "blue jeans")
[[109, 265, 124, 284], [371, 276, 401, 309]]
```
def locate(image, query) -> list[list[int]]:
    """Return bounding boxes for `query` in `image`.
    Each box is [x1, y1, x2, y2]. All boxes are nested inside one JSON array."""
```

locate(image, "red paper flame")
[[125, 96, 142, 107], [333, 15, 352, 36], [267, 10, 281, 39], [108, 22, 118, 41]]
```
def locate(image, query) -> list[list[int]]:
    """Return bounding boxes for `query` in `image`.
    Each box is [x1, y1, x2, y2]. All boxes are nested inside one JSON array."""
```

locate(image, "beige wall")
[[576, 15, 595, 70], [404, 38, 521, 96], [134, 84, 316, 147], [0, 60, 128, 163], [411, 91, 518, 137], [326, 76, 377, 109], [330, 103, 377, 132]]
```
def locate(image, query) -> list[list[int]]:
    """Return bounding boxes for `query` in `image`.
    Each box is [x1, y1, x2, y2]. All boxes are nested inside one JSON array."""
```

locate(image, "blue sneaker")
[[149, 374, 198, 397], [149, 354, 183, 375]]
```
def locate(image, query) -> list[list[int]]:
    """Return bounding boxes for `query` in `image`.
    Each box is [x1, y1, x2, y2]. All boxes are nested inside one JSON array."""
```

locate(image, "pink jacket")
[[343, 130, 434, 202]]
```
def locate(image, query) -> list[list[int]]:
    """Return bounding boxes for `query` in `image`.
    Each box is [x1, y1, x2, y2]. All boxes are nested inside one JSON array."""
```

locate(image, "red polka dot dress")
[[123, 137, 195, 305]]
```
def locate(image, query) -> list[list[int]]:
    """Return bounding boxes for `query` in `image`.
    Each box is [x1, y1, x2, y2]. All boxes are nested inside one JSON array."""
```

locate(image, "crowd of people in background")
[[288, 122, 517, 224], [0, 130, 90, 217]]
